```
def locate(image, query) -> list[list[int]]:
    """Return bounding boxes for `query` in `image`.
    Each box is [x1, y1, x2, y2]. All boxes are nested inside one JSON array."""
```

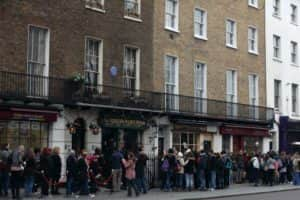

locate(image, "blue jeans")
[[198, 170, 206, 190], [293, 172, 300, 185], [79, 177, 89, 195], [185, 173, 194, 190], [210, 171, 216, 189], [24, 176, 34, 196], [164, 171, 173, 191], [66, 176, 74, 195], [136, 176, 147, 193], [0, 171, 9, 195], [176, 173, 184, 189]]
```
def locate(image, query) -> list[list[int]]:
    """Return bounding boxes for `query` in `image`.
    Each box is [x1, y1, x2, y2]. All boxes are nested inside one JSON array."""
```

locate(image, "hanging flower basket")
[[69, 73, 85, 91], [66, 123, 76, 134]]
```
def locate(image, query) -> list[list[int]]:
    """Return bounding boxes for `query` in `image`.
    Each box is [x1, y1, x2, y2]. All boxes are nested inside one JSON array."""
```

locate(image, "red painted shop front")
[[220, 125, 270, 153]]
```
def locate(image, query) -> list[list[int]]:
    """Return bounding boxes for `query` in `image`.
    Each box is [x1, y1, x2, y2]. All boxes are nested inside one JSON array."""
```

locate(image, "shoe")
[[89, 194, 96, 198], [75, 195, 80, 199]]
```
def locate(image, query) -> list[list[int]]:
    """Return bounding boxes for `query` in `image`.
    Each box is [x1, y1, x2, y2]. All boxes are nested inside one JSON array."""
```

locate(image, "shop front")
[[0, 107, 58, 149], [172, 122, 211, 153], [220, 125, 270, 153], [279, 116, 300, 153]]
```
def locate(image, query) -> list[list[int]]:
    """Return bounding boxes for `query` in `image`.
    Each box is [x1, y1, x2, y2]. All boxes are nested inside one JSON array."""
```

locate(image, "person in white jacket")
[[250, 154, 260, 186]]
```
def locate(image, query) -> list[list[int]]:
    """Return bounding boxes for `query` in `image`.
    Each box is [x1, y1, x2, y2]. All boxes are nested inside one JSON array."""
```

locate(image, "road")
[[204, 190, 300, 200]]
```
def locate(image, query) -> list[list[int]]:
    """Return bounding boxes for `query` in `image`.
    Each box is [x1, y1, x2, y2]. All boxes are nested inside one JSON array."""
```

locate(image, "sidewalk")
[[39, 184, 300, 200]]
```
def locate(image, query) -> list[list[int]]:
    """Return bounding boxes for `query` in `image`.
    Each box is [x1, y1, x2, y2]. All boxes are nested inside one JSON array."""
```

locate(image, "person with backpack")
[[135, 147, 149, 194], [222, 151, 232, 188], [197, 150, 208, 191], [161, 148, 176, 192], [175, 152, 185, 191], [0, 143, 10, 197]]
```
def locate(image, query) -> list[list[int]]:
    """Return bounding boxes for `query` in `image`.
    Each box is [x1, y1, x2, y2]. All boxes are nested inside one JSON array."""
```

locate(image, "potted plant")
[[69, 73, 85, 91], [89, 123, 100, 135]]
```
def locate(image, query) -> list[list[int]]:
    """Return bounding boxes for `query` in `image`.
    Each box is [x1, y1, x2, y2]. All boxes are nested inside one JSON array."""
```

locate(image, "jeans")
[[198, 170, 206, 190], [164, 171, 173, 191], [79, 177, 89, 195], [136, 176, 147, 193], [11, 171, 22, 198], [66, 176, 74, 195], [24, 176, 34, 196], [268, 169, 275, 186], [210, 171, 216, 189], [293, 172, 300, 185], [0, 171, 9, 195], [185, 173, 194, 190], [127, 179, 139, 196], [176, 173, 184, 189], [252, 168, 259, 186]]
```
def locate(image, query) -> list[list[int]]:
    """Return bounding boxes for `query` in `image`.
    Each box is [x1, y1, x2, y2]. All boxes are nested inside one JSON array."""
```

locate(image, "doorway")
[[233, 136, 243, 152], [72, 118, 86, 154]]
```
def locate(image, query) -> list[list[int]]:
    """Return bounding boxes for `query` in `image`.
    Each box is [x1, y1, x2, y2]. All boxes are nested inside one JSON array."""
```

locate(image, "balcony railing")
[[0, 71, 274, 123]]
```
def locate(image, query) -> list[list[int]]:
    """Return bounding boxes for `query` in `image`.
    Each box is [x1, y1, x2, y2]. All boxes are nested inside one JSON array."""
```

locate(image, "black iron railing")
[[0, 71, 274, 123]]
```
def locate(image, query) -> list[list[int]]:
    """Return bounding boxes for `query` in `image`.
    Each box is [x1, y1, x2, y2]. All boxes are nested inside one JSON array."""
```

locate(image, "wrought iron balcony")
[[0, 71, 274, 123]]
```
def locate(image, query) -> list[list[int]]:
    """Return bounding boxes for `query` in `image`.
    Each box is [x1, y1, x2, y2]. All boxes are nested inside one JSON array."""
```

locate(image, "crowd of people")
[[159, 148, 300, 192], [1, 143, 300, 199], [0, 144, 149, 199]]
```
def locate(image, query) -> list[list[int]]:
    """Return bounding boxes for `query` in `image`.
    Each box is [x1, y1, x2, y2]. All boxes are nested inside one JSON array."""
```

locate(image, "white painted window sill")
[[165, 27, 180, 34], [226, 44, 238, 50], [248, 51, 259, 56], [85, 6, 106, 13], [248, 4, 258, 9], [194, 35, 208, 41], [273, 57, 283, 63], [273, 14, 282, 20], [124, 16, 142, 23]]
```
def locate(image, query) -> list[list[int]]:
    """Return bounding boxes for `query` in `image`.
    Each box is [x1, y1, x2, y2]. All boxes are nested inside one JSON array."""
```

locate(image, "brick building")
[[0, 0, 273, 169]]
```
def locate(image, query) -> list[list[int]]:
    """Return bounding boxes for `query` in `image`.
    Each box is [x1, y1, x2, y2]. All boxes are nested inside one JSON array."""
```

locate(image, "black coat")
[[135, 153, 149, 178], [50, 154, 62, 179], [24, 157, 36, 177], [40, 154, 52, 178], [77, 158, 88, 180], [66, 155, 77, 178]]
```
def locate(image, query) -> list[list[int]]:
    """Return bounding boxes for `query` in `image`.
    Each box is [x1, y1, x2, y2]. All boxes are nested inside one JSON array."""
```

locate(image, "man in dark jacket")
[[0, 144, 10, 197], [208, 151, 217, 191], [135, 147, 149, 194], [39, 148, 52, 198], [197, 150, 208, 191], [66, 150, 77, 196], [50, 147, 62, 195]]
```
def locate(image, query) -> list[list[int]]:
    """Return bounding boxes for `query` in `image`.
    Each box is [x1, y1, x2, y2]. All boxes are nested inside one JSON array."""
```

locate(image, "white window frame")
[[248, 0, 258, 8], [248, 26, 258, 54], [273, 35, 281, 59], [226, 70, 238, 117], [123, 46, 140, 94], [84, 36, 103, 92], [27, 25, 50, 98], [274, 79, 282, 111], [291, 4, 298, 24], [194, 8, 207, 40], [164, 54, 179, 111], [165, 0, 179, 32], [248, 74, 259, 119], [194, 62, 207, 113], [226, 19, 237, 48], [85, 0, 105, 13], [273, 0, 281, 17], [291, 41, 298, 65], [124, 0, 142, 21], [292, 84, 299, 115]]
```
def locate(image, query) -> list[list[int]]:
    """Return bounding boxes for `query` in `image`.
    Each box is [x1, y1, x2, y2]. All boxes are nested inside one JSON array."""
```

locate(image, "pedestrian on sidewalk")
[[266, 153, 276, 186], [292, 153, 300, 185], [76, 150, 89, 196], [39, 147, 52, 198], [23, 148, 36, 197], [209, 151, 217, 191], [111, 148, 124, 193], [66, 149, 77, 197], [250, 153, 260, 186], [184, 150, 195, 192], [0, 143, 10, 197], [9, 145, 25, 200], [175, 152, 185, 191], [122, 152, 139, 197], [50, 147, 62, 195], [216, 153, 225, 189], [197, 150, 207, 191], [135, 147, 149, 194]]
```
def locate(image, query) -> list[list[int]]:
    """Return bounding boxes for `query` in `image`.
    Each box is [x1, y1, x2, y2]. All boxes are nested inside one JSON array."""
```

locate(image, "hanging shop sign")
[[99, 117, 147, 130], [173, 124, 207, 133], [220, 125, 270, 137], [0, 108, 58, 122]]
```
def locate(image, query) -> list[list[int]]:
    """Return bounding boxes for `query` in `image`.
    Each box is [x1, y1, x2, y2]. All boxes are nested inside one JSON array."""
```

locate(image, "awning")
[[220, 125, 270, 137], [0, 108, 58, 122]]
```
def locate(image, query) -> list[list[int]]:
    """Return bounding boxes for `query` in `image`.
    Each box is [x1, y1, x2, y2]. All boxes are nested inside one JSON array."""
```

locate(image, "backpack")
[[161, 158, 170, 172], [174, 159, 182, 172], [225, 158, 232, 169]]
